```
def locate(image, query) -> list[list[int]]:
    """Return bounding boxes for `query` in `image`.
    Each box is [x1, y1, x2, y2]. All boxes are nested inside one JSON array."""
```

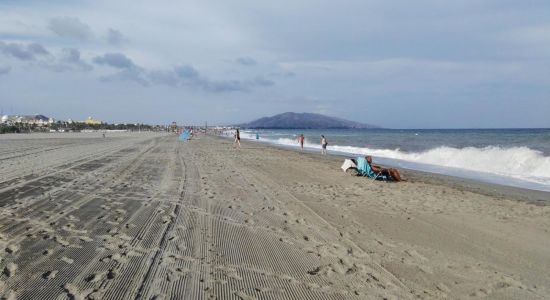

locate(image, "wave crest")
[[240, 131, 550, 186]]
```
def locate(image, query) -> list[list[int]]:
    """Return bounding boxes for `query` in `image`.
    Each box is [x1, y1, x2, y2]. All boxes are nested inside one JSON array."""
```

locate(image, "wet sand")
[[1, 132, 549, 299]]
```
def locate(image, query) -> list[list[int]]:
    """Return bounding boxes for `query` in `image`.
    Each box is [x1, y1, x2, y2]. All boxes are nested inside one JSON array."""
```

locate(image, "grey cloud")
[[0, 41, 49, 61], [41, 47, 94, 73], [106, 28, 128, 45], [0, 40, 92, 73], [93, 53, 137, 69], [249, 75, 274, 87], [61, 48, 81, 62], [202, 79, 247, 92], [174, 65, 200, 79], [151, 64, 274, 92], [92, 51, 274, 92], [94, 52, 147, 85], [236, 56, 257, 66], [148, 69, 180, 86], [269, 71, 295, 78], [49, 17, 92, 40], [148, 65, 246, 92], [58, 48, 93, 71], [0, 66, 11, 75], [27, 43, 49, 55], [100, 69, 149, 86]]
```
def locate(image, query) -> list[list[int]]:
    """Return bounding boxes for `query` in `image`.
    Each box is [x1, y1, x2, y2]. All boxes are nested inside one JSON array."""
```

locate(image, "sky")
[[1, 0, 549, 128]]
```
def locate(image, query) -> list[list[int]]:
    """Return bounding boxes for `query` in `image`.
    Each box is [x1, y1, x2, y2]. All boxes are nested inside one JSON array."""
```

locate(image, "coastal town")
[[0, 114, 171, 134]]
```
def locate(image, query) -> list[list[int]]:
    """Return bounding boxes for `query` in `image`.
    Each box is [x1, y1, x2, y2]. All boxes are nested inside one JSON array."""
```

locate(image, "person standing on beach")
[[321, 135, 327, 155], [298, 134, 305, 150], [234, 128, 241, 148]]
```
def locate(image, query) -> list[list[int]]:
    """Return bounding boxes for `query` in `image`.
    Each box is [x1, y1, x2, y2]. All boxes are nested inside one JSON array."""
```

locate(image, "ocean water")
[[238, 128, 550, 192]]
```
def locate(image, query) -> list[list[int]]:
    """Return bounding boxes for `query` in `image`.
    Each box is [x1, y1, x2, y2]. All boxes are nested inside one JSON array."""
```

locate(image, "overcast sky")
[[1, 0, 549, 128]]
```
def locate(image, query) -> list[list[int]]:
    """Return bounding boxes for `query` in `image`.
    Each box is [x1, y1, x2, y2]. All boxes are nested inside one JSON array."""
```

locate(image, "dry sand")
[[0, 132, 549, 299]]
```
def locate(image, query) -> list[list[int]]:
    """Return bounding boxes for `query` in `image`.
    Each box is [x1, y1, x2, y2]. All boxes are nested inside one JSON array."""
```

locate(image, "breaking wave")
[[239, 131, 550, 187]]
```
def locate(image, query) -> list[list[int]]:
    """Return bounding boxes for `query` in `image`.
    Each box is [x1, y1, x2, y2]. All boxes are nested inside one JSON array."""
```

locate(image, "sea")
[[238, 128, 550, 192]]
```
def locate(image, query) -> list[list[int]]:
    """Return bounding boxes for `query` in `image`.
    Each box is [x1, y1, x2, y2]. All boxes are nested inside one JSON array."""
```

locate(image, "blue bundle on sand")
[[179, 130, 190, 141], [356, 156, 389, 181]]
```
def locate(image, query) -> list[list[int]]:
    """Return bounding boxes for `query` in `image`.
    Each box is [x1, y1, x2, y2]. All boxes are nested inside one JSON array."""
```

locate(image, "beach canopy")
[[179, 130, 190, 141]]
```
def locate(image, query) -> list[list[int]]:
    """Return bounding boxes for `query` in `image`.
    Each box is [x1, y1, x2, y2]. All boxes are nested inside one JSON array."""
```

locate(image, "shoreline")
[[236, 128, 550, 192], [224, 135, 550, 205]]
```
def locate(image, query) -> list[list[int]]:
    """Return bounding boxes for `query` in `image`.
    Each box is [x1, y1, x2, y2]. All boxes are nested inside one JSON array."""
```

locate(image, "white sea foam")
[[240, 131, 550, 188]]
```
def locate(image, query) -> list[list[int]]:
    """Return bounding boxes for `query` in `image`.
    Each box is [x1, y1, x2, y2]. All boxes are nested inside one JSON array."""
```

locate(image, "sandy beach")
[[1, 132, 549, 299]]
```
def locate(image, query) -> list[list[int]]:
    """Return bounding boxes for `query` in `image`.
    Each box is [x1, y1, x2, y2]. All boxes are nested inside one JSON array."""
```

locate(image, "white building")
[[0, 114, 55, 126]]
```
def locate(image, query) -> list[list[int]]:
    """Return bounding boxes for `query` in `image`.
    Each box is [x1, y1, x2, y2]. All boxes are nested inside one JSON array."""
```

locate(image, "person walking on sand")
[[321, 135, 328, 155], [234, 128, 241, 148], [298, 134, 305, 150]]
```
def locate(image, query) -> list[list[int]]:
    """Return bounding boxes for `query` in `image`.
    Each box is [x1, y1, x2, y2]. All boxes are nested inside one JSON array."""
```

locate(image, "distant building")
[[1, 114, 54, 126], [84, 116, 102, 125], [1, 115, 10, 124]]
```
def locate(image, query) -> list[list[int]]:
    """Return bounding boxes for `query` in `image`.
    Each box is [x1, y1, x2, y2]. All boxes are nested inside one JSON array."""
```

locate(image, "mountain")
[[239, 112, 380, 129]]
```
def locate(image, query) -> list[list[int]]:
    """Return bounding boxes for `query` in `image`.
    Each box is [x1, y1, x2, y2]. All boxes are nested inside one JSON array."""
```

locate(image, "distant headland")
[[238, 112, 380, 129]]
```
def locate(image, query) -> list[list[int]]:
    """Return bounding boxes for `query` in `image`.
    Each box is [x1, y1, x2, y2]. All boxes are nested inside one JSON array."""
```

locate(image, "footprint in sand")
[[5, 244, 19, 254], [215, 266, 242, 281], [42, 270, 58, 280], [64, 283, 93, 300], [308, 264, 341, 276], [79, 236, 94, 242], [0, 289, 16, 300], [107, 269, 117, 279], [255, 286, 285, 293], [234, 291, 257, 300], [3, 263, 17, 277], [53, 235, 78, 247], [436, 283, 451, 293], [404, 249, 427, 261], [277, 274, 299, 285], [85, 271, 107, 283], [60, 256, 74, 264]]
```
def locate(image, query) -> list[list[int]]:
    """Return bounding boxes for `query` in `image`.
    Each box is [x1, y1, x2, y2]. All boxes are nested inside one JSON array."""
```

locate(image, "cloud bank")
[[0, 41, 49, 60], [0, 0, 549, 127]]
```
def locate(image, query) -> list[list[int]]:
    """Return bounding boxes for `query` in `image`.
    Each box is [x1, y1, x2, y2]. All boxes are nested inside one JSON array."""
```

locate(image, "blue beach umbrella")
[[179, 130, 190, 141]]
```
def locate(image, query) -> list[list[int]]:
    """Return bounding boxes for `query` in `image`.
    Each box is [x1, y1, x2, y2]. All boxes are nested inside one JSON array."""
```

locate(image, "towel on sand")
[[341, 159, 357, 172]]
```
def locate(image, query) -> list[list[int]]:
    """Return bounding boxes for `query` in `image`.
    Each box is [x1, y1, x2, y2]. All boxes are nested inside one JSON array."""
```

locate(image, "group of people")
[[296, 134, 328, 155], [234, 129, 404, 182], [299, 133, 404, 182]]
